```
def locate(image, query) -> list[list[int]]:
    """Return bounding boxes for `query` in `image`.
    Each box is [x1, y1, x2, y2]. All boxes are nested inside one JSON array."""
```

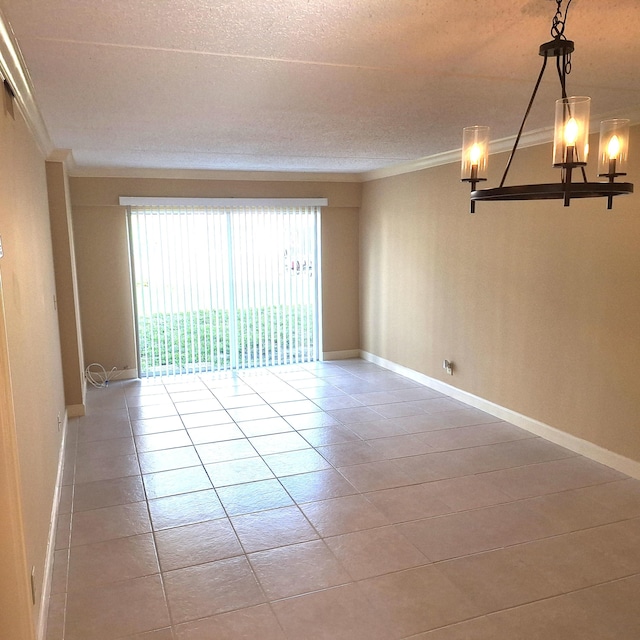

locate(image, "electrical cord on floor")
[[85, 363, 123, 388]]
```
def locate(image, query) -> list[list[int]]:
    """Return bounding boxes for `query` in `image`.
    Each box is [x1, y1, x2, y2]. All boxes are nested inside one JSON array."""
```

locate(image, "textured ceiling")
[[1, 0, 639, 174]]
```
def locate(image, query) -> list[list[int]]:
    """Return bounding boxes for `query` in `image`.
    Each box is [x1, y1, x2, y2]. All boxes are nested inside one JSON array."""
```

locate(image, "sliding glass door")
[[128, 202, 321, 376]]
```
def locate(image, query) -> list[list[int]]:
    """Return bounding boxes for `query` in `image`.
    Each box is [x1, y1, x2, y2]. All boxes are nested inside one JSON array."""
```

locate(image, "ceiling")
[[0, 0, 639, 176]]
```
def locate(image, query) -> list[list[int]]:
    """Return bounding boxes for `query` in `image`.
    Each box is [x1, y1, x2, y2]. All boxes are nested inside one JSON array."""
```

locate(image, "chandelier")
[[461, 0, 633, 213]]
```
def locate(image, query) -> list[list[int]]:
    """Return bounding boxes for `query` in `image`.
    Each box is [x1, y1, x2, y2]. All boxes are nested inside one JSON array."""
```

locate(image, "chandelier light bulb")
[[564, 117, 579, 146], [607, 135, 620, 160]]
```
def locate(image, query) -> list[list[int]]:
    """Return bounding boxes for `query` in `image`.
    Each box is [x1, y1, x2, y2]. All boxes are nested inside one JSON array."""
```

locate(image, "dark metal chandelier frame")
[[462, 0, 633, 213]]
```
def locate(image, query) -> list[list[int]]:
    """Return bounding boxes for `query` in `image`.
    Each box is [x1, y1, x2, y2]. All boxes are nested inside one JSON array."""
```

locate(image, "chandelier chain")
[[551, 0, 573, 39], [551, 0, 573, 77]]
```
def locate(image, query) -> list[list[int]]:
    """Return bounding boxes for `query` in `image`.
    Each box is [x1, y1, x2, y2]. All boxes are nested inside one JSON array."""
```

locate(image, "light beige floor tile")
[[285, 412, 340, 429], [216, 478, 294, 515], [71, 501, 151, 546], [249, 431, 311, 455], [249, 539, 351, 599], [58, 484, 73, 515], [358, 564, 484, 637], [187, 423, 245, 444], [68, 533, 159, 590], [313, 394, 364, 411], [421, 475, 513, 512], [196, 438, 257, 464], [154, 518, 243, 571], [271, 583, 395, 640], [231, 505, 319, 552], [522, 486, 623, 533], [576, 477, 640, 518], [54, 512, 72, 550], [418, 421, 531, 452], [143, 465, 212, 499], [338, 459, 415, 492], [272, 399, 321, 416], [164, 556, 266, 624], [50, 549, 68, 596], [73, 475, 146, 512], [74, 453, 140, 484], [134, 429, 191, 452], [180, 409, 233, 428], [138, 446, 200, 473], [485, 586, 627, 639], [129, 404, 178, 421], [398, 500, 556, 561], [77, 416, 133, 443], [437, 546, 564, 614], [131, 416, 185, 436], [300, 494, 390, 537], [411, 616, 500, 639], [316, 440, 383, 467], [279, 468, 358, 503], [345, 418, 411, 440], [367, 433, 434, 459], [76, 436, 136, 459], [325, 525, 428, 580], [121, 628, 174, 639], [263, 449, 332, 476], [481, 456, 626, 499], [571, 518, 640, 574], [65, 574, 170, 640], [148, 489, 226, 530], [504, 532, 635, 592], [205, 457, 275, 486], [175, 604, 287, 640], [227, 405, 279, 422], [327, 406, 383, 425], [299, 425, 361, 447], [169, 389, 216, 403], [45, 593, 66, 640], [365, 483, 453, 524], [174, 398, 223, 414], [236, 416, 294, 437]]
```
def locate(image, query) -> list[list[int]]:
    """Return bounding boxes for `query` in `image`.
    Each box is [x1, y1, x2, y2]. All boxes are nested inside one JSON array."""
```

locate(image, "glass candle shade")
[[553, 96, 591, 167], [598, 119, 630, 177], [461, 126, 489, 181]]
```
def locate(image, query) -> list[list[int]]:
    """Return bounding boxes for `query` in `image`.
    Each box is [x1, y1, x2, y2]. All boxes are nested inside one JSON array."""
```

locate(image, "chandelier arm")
[[498, 53, 549, 189]]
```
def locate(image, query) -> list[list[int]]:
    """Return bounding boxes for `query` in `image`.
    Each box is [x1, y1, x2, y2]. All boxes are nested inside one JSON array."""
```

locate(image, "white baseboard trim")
[[112, 368, 138, 381], [361, 350, 640, 481], [38, 410, 69, 640], [322, 350, 360, 361]]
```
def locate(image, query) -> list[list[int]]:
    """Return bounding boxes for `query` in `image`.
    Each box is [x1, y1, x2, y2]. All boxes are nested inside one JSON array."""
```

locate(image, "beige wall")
[[70, 177, 361, 371], [360, 125, 640, 463], [0, 91, 66, 636]]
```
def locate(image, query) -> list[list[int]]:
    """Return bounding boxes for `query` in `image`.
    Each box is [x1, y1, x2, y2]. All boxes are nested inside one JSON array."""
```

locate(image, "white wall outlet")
[[443, 359, 454, 375]]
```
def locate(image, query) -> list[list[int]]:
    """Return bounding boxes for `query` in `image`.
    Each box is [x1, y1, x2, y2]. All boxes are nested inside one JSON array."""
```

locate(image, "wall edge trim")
[[360, 350, 640, 481], [37, 411, 68, 640]]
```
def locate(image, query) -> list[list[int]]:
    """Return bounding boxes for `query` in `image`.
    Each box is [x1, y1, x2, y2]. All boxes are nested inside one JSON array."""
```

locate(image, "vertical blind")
[[127, 202, 322, 376]]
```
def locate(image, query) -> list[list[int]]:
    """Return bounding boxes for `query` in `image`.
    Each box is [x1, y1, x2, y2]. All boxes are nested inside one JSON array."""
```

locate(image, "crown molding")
[[0, 8, 53, 157], [68, 166, 363, 183]]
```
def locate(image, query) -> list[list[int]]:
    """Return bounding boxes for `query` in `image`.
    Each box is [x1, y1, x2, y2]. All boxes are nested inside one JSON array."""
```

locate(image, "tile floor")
[[46, 359, 640, 639]]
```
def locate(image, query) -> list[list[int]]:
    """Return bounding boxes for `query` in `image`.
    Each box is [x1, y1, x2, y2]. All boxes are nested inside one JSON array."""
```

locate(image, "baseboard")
[[322, 350, 360, 361], [112, 368, 138, 381], [360, 350, 640, 481], [37, 410, 69, 640]]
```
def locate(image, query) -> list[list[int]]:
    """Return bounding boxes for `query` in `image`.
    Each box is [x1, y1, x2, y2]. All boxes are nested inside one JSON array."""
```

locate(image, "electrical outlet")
[[57, 413, 62, 431], [443, 359, 454, 375]]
